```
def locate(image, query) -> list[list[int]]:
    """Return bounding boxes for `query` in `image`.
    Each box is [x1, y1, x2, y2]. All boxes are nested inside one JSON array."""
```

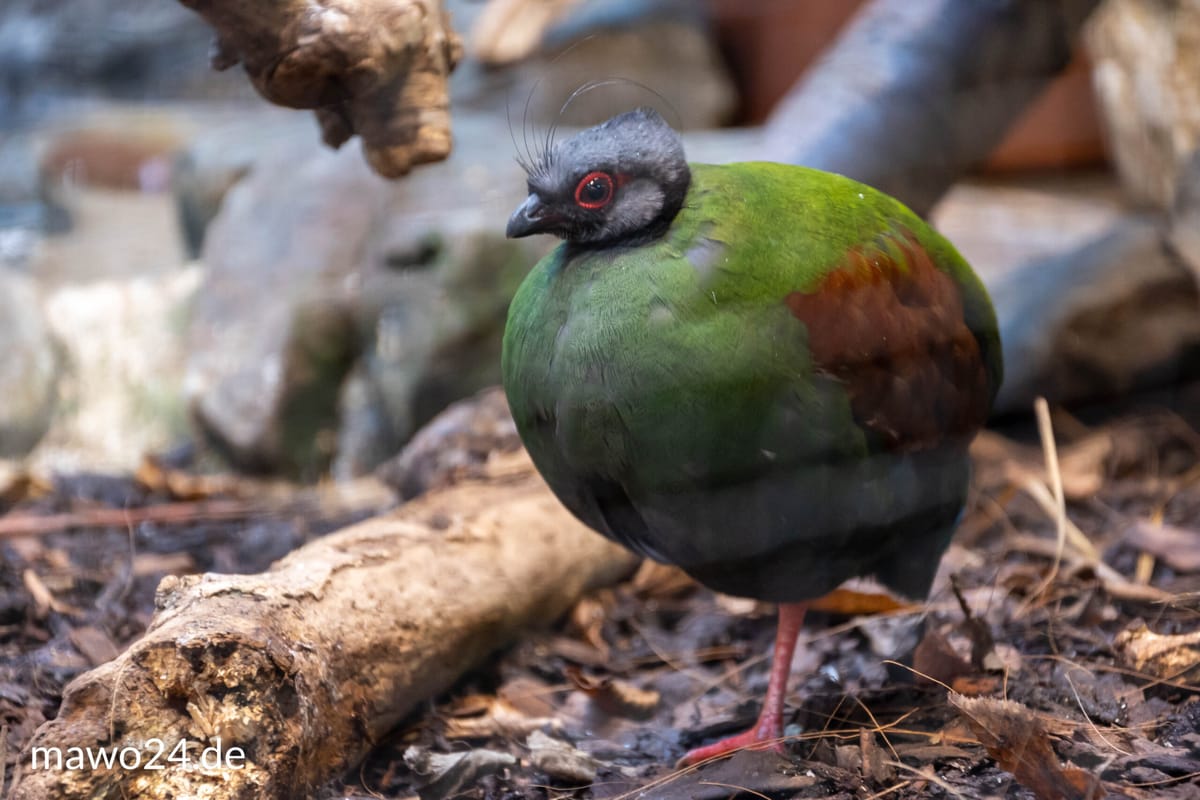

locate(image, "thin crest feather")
[[506, 92, 534, 176], [503, 35, 682, 180], [505, 35, 597, 178], [523, 76, 683, 180], [547, 76, 681, 157]]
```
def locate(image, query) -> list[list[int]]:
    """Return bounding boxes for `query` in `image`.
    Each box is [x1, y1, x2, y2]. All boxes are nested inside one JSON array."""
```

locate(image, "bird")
[[501, 107, 1002, 766]]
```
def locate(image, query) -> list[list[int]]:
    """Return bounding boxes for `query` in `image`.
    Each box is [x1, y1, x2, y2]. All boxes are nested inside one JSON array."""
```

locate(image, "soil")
[[2, 396, 1199, 799]]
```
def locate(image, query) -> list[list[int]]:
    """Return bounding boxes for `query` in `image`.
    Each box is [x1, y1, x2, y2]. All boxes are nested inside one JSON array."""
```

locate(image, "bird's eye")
[[574, 171, 614, 210]]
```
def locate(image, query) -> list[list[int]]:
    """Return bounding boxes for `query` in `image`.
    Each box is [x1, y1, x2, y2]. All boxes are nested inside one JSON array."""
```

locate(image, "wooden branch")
[[764, 0, 1099, 216], [176, 0, 463, 178], [11, 451, 638, 799]]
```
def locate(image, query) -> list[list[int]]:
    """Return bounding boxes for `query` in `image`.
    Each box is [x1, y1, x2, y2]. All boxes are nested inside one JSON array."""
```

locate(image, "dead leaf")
[[0, 463, 50, 507], [135, 455, 240, 501], [861, 729, 895, 785], [1113, 623, 1200, 684], [1125, 521, 1200, 572], [913, 629, 974, 687], [403, 745, 516, 800], [546, 634, 610, 667], [984, 642, 1024, 675], [22, 568, 82, 618], [630, 560, 696, 597], [1058, 432, 1113, 501], [950, 675, 1003, 696], [526, 729, 602, 784], [808, 580, 917, 616], [564, 666, 659, 721], [951, 694, 1105, 800], [497, 676, 561, 719], [656, 750, 818, 800], [569, 595, 611, 658], [441, 696, 560, 740], [68, 626, 119, 666], [893, 742, 976, 761], [132, 552, 197, 577]]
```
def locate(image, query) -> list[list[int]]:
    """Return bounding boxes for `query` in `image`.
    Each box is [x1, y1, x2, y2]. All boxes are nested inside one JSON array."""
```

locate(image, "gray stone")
[[0, 0, 247, 125], [990, 216, 1200, 413], [172, 111, 313, 257], [935, 175, 1200, 413], [0, 267, 59, 457], [375, 387, 519, 500], [29, 269, 200, 472], [185, 141, 387, 477]]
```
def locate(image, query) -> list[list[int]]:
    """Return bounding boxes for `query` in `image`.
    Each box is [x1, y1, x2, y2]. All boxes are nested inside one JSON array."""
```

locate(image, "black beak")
[[506, 194, 558, 239]]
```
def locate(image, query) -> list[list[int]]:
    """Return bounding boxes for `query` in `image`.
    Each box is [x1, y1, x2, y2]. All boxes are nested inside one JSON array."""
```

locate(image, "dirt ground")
[[2, 390, 1199, 799]]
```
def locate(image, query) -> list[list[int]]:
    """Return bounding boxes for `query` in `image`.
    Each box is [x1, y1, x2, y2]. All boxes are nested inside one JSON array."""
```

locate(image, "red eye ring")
[[574, 171, 614, 210]]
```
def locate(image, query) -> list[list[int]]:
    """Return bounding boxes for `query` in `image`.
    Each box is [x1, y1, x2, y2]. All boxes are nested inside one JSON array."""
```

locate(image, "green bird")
[[502, 108, 1002, 765]]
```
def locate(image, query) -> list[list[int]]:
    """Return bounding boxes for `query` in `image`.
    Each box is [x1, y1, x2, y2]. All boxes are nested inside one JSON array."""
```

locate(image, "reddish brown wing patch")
[[785, 231, 990, 452]]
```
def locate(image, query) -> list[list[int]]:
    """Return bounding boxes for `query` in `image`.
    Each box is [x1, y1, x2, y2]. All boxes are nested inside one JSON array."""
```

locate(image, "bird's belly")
[[509, 261, 972, 603]]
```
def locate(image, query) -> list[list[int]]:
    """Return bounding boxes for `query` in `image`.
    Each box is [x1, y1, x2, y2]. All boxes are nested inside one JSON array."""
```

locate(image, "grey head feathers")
[[506, 107, 691, 247]]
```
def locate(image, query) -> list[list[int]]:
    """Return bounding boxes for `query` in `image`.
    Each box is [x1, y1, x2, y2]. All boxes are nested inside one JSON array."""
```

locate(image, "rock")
[[0, 132, 60, 260], [1086, 0, 1200, 208], [934, 174, 1200, 414], [375, 387, 519, 500], [0, 0, 246, 125], [185, 114, 546, 478], [330, 364, 395, 482], [991, 216, 1200, 412], [171, 111, 311, 257], [0, 267, 59, 457], [185, 141, 386, 478], [29, 268, 201, 472]]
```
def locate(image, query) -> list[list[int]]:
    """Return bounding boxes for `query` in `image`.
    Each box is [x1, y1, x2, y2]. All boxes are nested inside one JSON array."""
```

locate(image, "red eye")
[[574, 171, 614, 209]]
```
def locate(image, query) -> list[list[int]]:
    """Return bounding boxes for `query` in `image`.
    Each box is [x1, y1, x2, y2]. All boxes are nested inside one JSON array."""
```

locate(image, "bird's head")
[[506, 107, 691, 247]]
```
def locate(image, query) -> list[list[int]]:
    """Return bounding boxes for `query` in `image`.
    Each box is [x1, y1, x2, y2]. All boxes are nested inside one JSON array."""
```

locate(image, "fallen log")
[[175, 0, 462, 178], [10, 450, 638, 799]]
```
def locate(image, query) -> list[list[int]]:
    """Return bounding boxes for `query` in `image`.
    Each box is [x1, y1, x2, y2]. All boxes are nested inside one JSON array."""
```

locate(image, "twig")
[[0, 500, 264, 539], [1033, 396, 1069, 595], [863, 780, 912, 799], [884, 761, 969, 800], [1005, 534, 1172, 602], [1017, 397, 1080, 618], [697, 781, 772, 800]]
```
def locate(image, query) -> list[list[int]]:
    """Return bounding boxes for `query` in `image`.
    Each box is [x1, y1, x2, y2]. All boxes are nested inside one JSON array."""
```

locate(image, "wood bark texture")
[[177, 0, 463, 178], [1086, 0, 1200, 208], [11, 451, 638, 799]]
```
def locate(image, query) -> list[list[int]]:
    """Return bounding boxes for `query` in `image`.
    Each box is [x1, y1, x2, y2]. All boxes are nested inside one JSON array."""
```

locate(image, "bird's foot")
[[676, 714, 786, 767]]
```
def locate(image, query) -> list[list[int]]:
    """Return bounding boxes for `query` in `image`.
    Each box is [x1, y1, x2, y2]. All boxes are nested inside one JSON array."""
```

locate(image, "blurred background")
[[3, 2, 1200, 797], [0, 0, 1196, 483]]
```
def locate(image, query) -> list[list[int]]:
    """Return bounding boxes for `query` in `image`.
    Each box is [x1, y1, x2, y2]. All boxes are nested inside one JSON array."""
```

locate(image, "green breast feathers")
[[502, 108, 1001, 604]]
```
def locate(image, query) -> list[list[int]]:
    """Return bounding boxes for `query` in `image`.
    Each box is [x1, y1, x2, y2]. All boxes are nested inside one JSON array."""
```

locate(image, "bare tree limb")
[[11, 451, 638, 799], [177, 0, 463, 178], [765, 0, 1100, 216]]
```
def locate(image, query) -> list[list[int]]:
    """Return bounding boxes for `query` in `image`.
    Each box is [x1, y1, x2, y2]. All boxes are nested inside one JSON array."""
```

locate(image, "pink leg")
[[678, 603, 807, 766]]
